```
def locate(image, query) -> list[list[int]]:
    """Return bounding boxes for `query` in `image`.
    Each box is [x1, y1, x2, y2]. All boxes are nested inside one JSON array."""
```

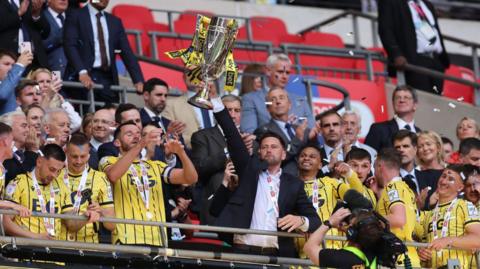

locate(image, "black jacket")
[[364, 119, 421, 152]]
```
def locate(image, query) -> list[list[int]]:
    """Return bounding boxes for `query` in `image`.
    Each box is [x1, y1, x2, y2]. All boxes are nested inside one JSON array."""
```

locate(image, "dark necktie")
[[152, 116, 161, 123], [404, 124, 412, 131], [284, 123, 296, 140], [14, 150, 25, 163], [57, 13, 65, 27], [201, 108, 212, 128], [95, 12, 109, 71], [403, 174, 417, 194], [11, 0, 30, 42]]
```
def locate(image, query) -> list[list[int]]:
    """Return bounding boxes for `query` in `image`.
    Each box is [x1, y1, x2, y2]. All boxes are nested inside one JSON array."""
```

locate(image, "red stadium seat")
[[111, 5, 155, 26], [237, 16, 289, 46], [139, 61, 186, 91], [174, 10, 215, 35], [303, 32, 345, 48], [354, 47, 387, 82], [443, 65, 476, 104]]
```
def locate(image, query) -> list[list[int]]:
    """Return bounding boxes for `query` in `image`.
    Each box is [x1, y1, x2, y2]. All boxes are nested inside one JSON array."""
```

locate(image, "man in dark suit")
[[254, 87, 315, 176], [63, 0, 144, 103], [42, 0, 68, 77], [365, 85, 421, 152], [0, 0, 50, 69], [88, 107, 114, 169], [209, 97, 320, 258], [191, 95, 256, 225], [378, 0, 449, 94]]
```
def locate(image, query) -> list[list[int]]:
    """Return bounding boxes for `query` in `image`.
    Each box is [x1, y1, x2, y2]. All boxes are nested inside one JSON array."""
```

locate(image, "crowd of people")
[[1, 0, 480, 268]]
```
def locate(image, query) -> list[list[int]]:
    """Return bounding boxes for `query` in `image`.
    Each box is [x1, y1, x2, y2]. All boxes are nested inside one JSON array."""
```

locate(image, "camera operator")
[[304, 207, 383, 268]]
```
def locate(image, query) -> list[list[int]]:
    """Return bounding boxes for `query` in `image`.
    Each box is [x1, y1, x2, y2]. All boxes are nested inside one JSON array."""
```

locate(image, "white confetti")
[[346, 32, 354, 36], [433, 86, 438, 93], [448, 102, 456, 109], [348, 50, 354, 56], [292, 77, 300, 83], [433, 108, 440, 112], [457, 96, 464, 102], [265, 101, 273, 105], [381, 105, 384, 113]]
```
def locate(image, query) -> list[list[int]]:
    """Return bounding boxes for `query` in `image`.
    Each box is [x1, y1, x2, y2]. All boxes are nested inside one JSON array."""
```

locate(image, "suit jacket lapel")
[[388, 118, 399, 136], [211, 126, 226, 149], [105, 13, 115, 56], [269, 120, 289, 144]]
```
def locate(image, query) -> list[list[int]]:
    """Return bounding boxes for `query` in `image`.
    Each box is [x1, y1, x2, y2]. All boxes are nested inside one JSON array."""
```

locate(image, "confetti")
[[346, 32, 354, 36], [265, 101, 273, 105], [457, 96, 464, 102], [348, 50, 354, 56], [433, 86, 438, 93], [381, 105, 384, 113], [433, 108, 440, 112], [292, 77, 300, 83], [448, 102, 456, 109]]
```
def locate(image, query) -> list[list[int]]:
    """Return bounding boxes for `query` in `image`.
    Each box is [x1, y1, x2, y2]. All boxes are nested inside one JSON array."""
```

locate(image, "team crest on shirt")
[[388, 189, 400, 202], [467, 202, 478, 217], [5, 182, 17, 200]]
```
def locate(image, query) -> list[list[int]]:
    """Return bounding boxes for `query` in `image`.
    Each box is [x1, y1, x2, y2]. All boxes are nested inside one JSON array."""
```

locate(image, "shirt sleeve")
[[98, 156, 116, 172], [98, 173, 114, 208], [4, 178, 21, 203], [157, 161, 173, 184], [464, 201, 480, 226]]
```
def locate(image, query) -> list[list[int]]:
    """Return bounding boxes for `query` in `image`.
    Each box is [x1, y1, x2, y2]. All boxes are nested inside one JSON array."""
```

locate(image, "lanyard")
[[31, 170, 56, 237], [129, 161, 152, 219], [311, 179, 320, 211], [432, 198, 457, 239], [63, 166, 89, 214], [266, 171, 280, 217]]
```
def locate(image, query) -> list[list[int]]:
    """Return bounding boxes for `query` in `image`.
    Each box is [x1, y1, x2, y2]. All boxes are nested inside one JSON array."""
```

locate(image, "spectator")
[[345, 148, 377, 207], [365, 85, 421, 152], [28, 68, 82, 131], [459, 138, 480, 167], [4, 144, 99, 240], [0, 111, 39, 184], [43, 108, 71, 148], [42, 0, 69, 77], [0, 50, 33, 114], [441, 136, 454, 163], [88, 108, 115, 169], [63, 0, 144, 103], [456, 117, 479, 141], [15, 79, 42, 110], [417, 130, 445, 170], [240, 63, 264, 96], [341, 110, 376, 159], [24, 104, 45, 139], [318, 110, 344, 176], [463, 164, 480, 209], [81, 112, 94, 140], [254, 87, 315, 176], [209, 98, 320, 257], [378, 0, 449, 94], [99, 121, 197, 246], [240, 53, 314, 133], [0, 0, 50, 69], [191, 95, 255, 225], [374, 148, 420, 267], [417, 165, 480, 268]]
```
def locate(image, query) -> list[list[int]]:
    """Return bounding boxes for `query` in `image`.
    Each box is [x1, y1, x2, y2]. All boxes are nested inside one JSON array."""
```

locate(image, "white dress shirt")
[[187, 91, 214, 129], [273, 119, 294, 141], [87, 4, 110, 68], [400, 167, 420, 194], [47, 7, 65, 28], [407, 0, 443, 54], [394, 115, 416, 133], [143, 107, 166, 131]]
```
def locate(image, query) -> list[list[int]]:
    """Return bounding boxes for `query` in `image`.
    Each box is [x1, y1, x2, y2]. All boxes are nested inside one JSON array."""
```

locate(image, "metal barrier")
[[0, 209, 473, 268], [303, 78, 351, 116]]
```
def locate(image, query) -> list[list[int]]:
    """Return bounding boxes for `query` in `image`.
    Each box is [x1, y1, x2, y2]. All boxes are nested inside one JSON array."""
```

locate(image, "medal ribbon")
[[311, 179, 319, 211], [31, 170, 56, 236], [432, 198, 457, 240], [63, 166, 89, 214], [129, 161, 150, 214]]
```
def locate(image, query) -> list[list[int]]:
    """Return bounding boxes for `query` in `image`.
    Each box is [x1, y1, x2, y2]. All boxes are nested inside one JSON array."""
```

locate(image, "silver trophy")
[[188, 16, 238, 109]]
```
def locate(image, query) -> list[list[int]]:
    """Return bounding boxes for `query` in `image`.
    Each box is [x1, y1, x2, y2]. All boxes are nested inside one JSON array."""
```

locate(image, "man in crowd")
[[58, 132, 115, 243], [318, 111, 344, 176], [459, 137, 480, 167], [15, 79, 42, 110], [191, 94, 255, 225], [254, 87, 315, 176], [374, 148, 420, 267], [89, 108, 115, 169], [209, 97, 320, 257], [365, 85, 421, 151], [342, 110, 376, 159], [4, 144, 99, 240], [42, 0, 69, 77], [0, 111, 38, 184], [378, 0, 449, 94], [64, 0, 144, 102], [0, 0, 50, 68], [99, 121, 197, 245], [0, 50, 33, 114], [345, 148, 377, 207], [43, 109, 71, 148], [417, 165, 480, 268], [240, 53, 314, 133]]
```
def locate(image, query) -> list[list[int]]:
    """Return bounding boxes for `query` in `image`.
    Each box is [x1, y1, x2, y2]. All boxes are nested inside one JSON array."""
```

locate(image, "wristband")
[[323, 220, 333, 229]]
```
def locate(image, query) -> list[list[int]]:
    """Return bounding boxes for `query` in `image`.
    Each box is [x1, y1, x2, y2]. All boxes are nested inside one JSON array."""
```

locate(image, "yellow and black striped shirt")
[[5, 173, 73, 238], [57, 167, 114, 243], [419, 199, 480, 268], [99, 156, 172, 246]]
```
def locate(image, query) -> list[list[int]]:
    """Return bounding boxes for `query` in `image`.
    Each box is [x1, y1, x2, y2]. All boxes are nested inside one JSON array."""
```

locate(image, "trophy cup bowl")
[[188, 17, 238, 109]]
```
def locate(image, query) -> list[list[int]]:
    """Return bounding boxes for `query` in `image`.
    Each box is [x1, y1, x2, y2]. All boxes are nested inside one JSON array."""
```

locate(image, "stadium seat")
[[173, 10, 215, 35], [139, 61, 186, 91], [111, 5, 155, 26], [354, 47, 387, 82], [443, 65, 476, 104], [237, 16, 289, 46]]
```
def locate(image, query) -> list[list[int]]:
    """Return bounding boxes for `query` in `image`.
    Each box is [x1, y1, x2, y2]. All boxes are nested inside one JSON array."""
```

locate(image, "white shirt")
[[87, 4, 110, 68], [143, 107, 166, 131], [273, 119, 294, 141], [407, 0, 443, 54], [47, 7, 65, 28], [187, 91, 215, 129], [400, 167, 420, 194], [90, 137, 112, 151], [394, 115, 416, 133]]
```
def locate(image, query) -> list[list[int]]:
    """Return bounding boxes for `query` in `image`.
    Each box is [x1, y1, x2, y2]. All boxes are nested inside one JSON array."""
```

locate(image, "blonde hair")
[[27, 68, 52, 81], [456, 117, 479, 138], [417, 130, 445, 168]]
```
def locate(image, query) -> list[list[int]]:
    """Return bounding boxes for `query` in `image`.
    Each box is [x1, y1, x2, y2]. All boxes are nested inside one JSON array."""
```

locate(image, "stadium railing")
[[0, 209, 471, 269]]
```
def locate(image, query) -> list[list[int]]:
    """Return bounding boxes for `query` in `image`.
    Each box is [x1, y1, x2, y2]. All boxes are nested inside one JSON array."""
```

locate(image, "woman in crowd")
[[240, 63, 264, 95], [417, 131, 445, 170]]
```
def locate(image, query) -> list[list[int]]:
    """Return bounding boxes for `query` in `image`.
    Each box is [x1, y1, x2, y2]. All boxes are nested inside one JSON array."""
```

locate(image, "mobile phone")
[[20, 42, 32, 54], [52, 71, 61, 80]]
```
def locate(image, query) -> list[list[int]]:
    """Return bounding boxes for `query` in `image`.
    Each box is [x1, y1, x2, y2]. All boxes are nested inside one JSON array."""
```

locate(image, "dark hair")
[[459, 137, 480, 156], [392, 85, 418, 103], [101, 103, 117, 111], [318, 110, 342, 124], [113, 120, 138, 139], [240, 63, 264, 95], [392, 129, 418, 146], [441, 136, 454, 147], [350, 210, 384, 250], [115, 103, 138, 124], [0, 49, 17, 61], [463, 164, 480, 181], [446, 164, 469, 181], [376, 148, 402, 170], [345, 147, 372, 163], [81, 112, 94, 132], [40, 144, 66, 162], [68, 132, 90, 146], [14, 79, 39, 97], [0, 122, 12, 136], [24, 103, 45, 116], [143, 77, 169, 93], [258, 131, 286, 150]]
